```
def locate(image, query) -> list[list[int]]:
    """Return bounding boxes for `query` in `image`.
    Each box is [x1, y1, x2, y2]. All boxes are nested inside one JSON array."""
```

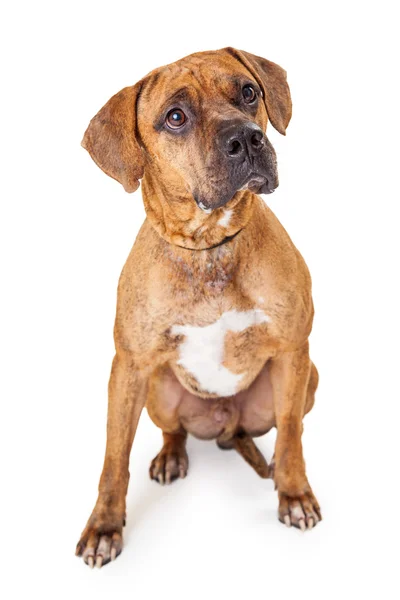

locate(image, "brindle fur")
[[76, 47, 321, 568]]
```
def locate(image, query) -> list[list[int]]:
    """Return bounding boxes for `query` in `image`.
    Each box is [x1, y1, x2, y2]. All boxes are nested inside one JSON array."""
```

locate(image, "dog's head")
[[82, 48, 291, 213]]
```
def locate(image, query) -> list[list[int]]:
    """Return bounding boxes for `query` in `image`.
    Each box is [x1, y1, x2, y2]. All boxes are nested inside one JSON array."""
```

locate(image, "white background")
[[1, 1, 399, 598]]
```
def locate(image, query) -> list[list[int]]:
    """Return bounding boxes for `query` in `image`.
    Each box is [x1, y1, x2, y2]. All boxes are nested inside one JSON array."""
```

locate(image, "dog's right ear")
[[82, 82, 144, 193]]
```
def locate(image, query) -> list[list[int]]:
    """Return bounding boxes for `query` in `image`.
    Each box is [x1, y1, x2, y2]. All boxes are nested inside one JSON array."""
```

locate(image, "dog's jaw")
[[141, 172, 257, 250]]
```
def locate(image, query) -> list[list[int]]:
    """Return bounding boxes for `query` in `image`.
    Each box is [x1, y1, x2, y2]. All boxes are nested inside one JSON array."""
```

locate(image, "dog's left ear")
[[225, 48, 292, 135], [82, 82, 144, 193]]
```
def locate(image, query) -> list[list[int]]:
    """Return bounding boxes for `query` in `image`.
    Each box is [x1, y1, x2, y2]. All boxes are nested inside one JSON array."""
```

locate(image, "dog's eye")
[[242, 85, 257, 104], [166, 108, 186, 129]]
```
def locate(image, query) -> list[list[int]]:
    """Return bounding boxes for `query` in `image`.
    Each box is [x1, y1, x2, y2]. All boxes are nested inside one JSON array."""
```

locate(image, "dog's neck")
[[141, 174, 255, 250]]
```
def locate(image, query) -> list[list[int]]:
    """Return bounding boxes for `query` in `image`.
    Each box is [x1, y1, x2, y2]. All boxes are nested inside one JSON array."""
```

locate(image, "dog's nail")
[[166, 472, 171, 484], [284, 515, 291, 527], [111, 547, 117, 561], [299, 519, 306, 532], [96, 555, 103, 568], [88, 556, 94, 569], [158, 473, 164, 485], [308, 518, 314, 529]]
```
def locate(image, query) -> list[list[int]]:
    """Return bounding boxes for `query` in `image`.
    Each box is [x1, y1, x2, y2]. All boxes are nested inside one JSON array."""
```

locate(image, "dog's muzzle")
[[194, 120, 279, 212], [221, 121, 278, 194]]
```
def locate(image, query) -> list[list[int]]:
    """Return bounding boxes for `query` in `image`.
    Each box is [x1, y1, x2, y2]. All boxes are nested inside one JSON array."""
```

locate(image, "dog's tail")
[[217, 432, 271, 479]]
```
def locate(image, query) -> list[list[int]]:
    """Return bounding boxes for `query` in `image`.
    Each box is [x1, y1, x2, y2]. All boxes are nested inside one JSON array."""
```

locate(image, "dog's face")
[[82, 48, 292, 212]]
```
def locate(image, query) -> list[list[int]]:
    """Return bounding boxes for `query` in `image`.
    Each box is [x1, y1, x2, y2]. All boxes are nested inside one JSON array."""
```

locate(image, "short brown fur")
[[76, 48, 320, 568]]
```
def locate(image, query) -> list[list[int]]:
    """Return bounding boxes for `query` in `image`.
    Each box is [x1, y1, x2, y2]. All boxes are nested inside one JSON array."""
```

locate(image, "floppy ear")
[[225, 48, 292, 135], [81, 82, 144, 192]]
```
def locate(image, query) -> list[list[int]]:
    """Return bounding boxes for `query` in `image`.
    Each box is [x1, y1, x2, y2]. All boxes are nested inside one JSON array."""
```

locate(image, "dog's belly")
[[147, 362, 275, 440]]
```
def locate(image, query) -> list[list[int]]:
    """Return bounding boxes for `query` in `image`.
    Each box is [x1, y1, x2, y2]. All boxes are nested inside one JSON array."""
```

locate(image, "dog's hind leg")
[[150, 430, 189, 485], [146, 367, 189, 484]]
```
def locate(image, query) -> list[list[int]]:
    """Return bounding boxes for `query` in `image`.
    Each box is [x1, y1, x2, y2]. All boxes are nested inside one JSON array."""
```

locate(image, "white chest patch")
[[217, 209, 233, 228], [171, 309, 270, 396]]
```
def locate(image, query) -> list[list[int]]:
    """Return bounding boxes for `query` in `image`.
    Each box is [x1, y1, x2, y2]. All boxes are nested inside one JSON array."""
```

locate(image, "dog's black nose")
[[222, 122, 265, 159]]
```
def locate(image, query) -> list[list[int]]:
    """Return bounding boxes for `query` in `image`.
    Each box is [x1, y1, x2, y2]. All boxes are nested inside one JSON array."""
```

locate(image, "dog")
[[76, 47, 321, 568]]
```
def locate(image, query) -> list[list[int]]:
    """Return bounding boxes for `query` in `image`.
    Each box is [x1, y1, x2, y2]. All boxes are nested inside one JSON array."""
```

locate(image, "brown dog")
[[76, 47, 321, 568]]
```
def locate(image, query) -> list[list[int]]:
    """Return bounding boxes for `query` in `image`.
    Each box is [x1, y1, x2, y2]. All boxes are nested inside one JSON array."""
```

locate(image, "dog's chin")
[[194, 191, 234, 213], [241, 174, 277, 195], [194, 174, 277, 213]]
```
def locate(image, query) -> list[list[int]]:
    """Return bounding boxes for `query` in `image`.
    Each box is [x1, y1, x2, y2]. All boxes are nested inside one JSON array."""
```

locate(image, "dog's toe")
[[278, 491, 321, 530], [150, 448, 188, 484], [76, 528, 123, 568]]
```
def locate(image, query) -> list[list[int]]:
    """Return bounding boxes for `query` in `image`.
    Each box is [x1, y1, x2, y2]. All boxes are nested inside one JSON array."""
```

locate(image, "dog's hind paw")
[[150, 446, 188, 485]]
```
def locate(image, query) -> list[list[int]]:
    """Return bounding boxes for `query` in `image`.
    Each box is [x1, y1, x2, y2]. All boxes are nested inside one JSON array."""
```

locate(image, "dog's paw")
[[150, 446, 188, 485], [278, 490, 321, 531], [76, 515, 124, 568]]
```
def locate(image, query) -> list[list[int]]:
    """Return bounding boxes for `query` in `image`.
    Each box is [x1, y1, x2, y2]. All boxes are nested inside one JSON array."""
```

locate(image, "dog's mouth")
[[194, 153, 279, 214], [240, 173, 277, 195], [195, 174, 277, 213]]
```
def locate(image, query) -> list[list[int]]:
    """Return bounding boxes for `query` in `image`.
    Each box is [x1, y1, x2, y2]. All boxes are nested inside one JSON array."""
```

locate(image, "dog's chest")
[[170, 308, 271, 397], [163, 242, 237, 296]]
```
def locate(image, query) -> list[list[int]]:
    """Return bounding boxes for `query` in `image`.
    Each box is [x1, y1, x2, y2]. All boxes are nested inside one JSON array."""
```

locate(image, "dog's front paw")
[[76, 512, 124, 568], [278, 490, 322, 531]]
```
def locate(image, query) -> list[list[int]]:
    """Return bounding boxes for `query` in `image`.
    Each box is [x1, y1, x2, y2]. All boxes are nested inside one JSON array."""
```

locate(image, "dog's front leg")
[[270, 343, 321, 530], [76, 352, 147, 567]]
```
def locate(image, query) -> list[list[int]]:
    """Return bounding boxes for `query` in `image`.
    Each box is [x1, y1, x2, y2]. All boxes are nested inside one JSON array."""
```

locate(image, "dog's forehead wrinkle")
[[162, 86, 193, 108], [160, 58, 242, 100]]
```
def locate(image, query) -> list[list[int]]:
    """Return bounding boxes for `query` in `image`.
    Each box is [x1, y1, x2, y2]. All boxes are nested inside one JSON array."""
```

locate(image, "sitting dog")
[[76, 47, 321, 568]]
